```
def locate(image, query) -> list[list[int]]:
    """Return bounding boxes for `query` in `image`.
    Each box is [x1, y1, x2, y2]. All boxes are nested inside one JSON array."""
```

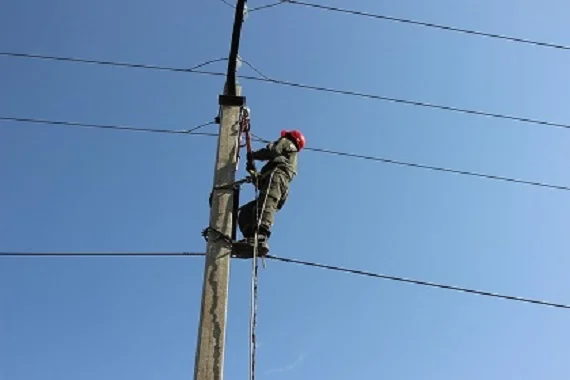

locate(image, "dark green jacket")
[[251, 137, 298, 179]]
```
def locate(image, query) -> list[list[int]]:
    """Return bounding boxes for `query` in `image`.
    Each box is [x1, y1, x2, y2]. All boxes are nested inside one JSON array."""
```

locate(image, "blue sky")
[[2, 0, 570, 379]]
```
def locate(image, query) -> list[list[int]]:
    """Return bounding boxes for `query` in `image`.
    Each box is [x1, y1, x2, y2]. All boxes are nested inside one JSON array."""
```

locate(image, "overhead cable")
[[250, 132, 570, 193], [0, 252, 206, 257], [3, 116, 569, 193], [305, 146, 570, 192], [267, 255, 570, 310], [0, 116, 218, 136], [4, 51, 570, 133], [3, 51, 570, 132], [219, 0, 236, 9], [0, 51, 226, 74], [6, 251, 566, 310], [239, 73, 570, 132], [249, 2, 283, 12], [287, 0, 570, 52]]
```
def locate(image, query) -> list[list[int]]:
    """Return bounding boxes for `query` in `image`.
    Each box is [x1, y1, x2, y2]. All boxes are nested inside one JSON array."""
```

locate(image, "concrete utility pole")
[[193, 1, 247, 380]]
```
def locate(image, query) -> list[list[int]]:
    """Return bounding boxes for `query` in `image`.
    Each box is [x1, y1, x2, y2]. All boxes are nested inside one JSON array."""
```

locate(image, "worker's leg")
[[238, 199, 256, 239], [234, 170, 290, 257], [236, 173, 275, 241], [256, 170, 289, 238], [234, 196, 268, 257], [234, 199, 259, 258]]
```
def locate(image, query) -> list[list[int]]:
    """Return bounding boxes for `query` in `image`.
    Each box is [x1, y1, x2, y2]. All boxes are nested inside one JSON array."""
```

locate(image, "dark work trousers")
[[238, 168, 291, 239]]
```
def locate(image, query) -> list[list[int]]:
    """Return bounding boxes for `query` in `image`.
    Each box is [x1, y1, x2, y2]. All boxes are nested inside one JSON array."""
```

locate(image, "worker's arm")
[[250, 143, 275, 161], [250, 138, 297, 161]]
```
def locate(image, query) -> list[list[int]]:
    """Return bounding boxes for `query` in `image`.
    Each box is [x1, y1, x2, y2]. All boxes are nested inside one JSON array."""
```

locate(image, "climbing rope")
[[249, 232, 260, 380], [238, 104, 258, 380], [249, 177, 260, 380], [249, 170, 275, 380], [236, 104, 272, 380]]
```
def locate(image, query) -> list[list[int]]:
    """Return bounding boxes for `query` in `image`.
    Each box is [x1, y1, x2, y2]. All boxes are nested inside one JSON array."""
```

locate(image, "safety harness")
[[238, 106, 257, 176]]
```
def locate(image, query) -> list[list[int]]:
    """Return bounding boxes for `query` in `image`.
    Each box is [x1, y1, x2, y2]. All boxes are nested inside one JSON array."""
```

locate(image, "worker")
[[233, 129, 306, 257]]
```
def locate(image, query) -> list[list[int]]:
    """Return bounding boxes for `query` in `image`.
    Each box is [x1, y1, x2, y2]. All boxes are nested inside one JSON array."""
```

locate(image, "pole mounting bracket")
[[219, 95, 246, 107]]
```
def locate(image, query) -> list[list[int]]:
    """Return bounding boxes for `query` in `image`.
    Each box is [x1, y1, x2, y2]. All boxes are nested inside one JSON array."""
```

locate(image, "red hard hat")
[[281, 130, 306, 150]]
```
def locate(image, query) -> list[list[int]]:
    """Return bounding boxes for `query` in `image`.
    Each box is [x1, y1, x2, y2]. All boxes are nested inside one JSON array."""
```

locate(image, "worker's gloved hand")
[[246, 151, 256, 173], [246, 160, 256, 174]]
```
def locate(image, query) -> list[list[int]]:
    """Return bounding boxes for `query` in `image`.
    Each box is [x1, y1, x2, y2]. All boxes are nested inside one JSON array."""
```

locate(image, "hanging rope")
[[249, 178, 259, 380], [243, 102, 275, 380], [249, 232, 260, 380], [249, 170, 275, 380], [238, 104, 276, 380], [240, 104, 258, 380]]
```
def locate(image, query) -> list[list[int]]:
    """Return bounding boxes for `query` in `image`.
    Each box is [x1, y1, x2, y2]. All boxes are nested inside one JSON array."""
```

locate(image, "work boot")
[[256, 234, 269, 256], [232, 235, 269, 259]]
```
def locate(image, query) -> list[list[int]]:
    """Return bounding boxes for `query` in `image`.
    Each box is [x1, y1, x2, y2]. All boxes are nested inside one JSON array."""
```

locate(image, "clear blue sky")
[[2, 0, 570, 379]]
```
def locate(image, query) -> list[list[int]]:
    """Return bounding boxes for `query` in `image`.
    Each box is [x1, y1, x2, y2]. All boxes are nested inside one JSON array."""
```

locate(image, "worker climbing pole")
[[226, 102, 308, 257], [233, 126, 306, 257], [203, 100, 306, 380]]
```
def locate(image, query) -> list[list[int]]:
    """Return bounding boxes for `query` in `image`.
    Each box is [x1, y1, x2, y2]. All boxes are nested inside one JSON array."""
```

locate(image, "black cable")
[[5, 250, 567, 312], [186, 122, 217, 134], [0, 52, 226, 74], [238, 73, 570, 131], [240, 59, 271, 80], [305, 146, 570, 192], [219, 0, 236, 9], [288, 0, 570, 52], [3, 53, 570, 192], [266, 255, 570, 310], [4, 115, 569, 193], [4, 250, 568, 310], [225, 0, 248, 96], [189, 58, 228, 71], [0, 252, 205, 257], [4, 51, 570, 132], [0, 116, 218, 136], [249, 132, 570, 193], [249, 2, 283, 12]]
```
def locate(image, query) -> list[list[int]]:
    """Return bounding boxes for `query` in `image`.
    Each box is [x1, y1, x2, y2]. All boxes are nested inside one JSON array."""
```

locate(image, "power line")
[[305, 146, 570, 192], [249, 2, 283, 12], [239, 73, 570, 132], [0, 51, 227, 74], [287, 0, 570, 52], [0, 116, 218, 136], [0, 52, 255, 86], [189, 58, 228, 71], [219, 0, 236, 9], [4, 53, 570, 193], [5, 250, 567, 310], [4, 51, 570, 132], [3, 116, 569, 193], [250, 132, 570, 193], [0, 252, 205, 257], [266, 255, 570, 310], [240, 58, 271, 80]]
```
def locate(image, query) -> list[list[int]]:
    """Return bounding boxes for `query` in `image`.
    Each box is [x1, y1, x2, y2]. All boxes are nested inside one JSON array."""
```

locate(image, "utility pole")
[[193, 1, 247, 380]]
